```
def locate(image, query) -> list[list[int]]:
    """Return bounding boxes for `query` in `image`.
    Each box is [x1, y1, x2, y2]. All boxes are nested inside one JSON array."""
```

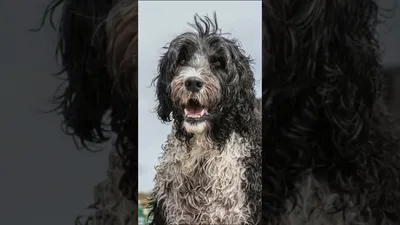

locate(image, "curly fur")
[[33, 0, 138, 224], [262, 0, 400, 224], [149, 13, 262, 225]]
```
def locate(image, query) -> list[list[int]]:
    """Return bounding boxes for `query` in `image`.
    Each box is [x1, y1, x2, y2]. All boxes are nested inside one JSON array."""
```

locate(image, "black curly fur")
[[262, 0, 400, 224], [32, 0, 115, 150]]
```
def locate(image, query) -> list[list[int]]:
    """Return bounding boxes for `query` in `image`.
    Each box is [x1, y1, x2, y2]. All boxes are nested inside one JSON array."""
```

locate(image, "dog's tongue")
[[184, 107, 206, 117], [186, 107, 202, 114]]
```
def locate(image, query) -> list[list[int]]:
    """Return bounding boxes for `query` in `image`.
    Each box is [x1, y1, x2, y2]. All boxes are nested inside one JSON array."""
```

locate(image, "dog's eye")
[[210, 56, 224, 69], [179, 59, 186, 65], [210, 58, 224, 68], [212, 61, 221, 67]]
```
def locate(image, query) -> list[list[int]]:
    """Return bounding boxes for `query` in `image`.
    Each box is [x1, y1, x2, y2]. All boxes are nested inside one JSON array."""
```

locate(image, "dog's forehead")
[[188, 37, 224, 60], [189, 52, 209, 67]]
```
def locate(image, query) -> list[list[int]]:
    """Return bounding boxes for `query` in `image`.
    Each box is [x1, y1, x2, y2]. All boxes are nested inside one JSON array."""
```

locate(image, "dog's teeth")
[[184, 108, 208, 118], [187, 114, 201, 118]]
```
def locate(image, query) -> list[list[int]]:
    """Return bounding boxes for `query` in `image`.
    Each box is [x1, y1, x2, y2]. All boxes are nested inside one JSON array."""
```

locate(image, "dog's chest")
[[154, 133, 253, 225]]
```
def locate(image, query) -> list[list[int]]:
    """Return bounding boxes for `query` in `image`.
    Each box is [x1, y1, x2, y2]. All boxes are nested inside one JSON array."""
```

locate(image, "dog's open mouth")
[[183, 99, 208, 119]]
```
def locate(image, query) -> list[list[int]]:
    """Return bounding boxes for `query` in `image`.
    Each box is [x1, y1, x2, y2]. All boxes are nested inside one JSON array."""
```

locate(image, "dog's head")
[[154, 13, 256, 137]]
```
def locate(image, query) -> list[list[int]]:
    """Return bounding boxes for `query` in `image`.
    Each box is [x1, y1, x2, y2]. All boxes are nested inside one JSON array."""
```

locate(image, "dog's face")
[[154, 13, 255, 136], [168, 34, 227, 134]]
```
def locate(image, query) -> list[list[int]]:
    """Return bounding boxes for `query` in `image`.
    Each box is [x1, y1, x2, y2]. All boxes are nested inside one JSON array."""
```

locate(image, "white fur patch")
[[154, 129, 254, 224], [183, 121, 208, 133]]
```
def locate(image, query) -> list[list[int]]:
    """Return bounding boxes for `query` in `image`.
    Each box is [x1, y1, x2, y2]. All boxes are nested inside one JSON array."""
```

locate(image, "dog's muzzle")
[[182, 76, 209, 121]]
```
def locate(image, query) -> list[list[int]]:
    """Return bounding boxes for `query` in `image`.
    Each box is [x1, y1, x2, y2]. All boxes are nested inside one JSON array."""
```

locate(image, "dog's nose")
[[184, 77, 203, 92]]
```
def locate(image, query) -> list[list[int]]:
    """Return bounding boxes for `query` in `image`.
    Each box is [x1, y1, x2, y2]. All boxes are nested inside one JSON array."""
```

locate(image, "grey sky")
[[138, 0, 262, 192]]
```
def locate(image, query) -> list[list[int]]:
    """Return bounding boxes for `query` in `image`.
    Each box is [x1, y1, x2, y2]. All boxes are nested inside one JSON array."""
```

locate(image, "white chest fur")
[[154, 132, 254, 225]]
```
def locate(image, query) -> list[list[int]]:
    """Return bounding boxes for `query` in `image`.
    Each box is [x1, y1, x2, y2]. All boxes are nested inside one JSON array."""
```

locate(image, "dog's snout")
[[184, 77, 203, 92]]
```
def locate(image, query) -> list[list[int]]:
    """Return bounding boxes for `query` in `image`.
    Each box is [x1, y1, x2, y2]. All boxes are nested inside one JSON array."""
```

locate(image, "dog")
[[149, 13, 262, 225], [262, 0, 400, 224], [35, 0, 138, 224]]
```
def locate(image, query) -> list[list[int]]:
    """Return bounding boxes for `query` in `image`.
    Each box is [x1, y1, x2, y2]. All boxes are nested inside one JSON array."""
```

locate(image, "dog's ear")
[[226, 42, 257, 115], [153, 51, 176, 123], [33, 0, 114, 150]]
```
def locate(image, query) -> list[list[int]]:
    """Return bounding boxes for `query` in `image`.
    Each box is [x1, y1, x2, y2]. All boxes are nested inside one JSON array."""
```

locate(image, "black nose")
[[184, 77, 203, 92]]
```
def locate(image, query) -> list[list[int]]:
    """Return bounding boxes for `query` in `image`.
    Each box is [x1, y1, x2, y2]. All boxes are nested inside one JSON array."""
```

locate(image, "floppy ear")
[[227, 40, 257, 113], [33, 0, 115, 149], [153, 51, 176, 123]]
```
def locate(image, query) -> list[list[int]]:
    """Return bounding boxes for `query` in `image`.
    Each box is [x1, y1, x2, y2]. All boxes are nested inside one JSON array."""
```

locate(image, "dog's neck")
[[173, 123, 219, 146], [172, 124, 220, 160]]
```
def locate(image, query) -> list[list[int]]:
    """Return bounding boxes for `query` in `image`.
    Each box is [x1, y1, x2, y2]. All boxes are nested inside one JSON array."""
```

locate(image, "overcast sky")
[[138, 1, 262, 192]]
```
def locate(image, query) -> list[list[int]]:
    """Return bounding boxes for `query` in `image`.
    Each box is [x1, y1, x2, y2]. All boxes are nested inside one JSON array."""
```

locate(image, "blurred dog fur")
[[262, 0, 400, 224], [35, 0, 137, 224]]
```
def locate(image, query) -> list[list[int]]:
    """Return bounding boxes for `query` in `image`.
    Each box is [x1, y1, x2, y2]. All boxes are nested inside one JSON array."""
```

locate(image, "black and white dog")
[[149, 13, 262, 225]]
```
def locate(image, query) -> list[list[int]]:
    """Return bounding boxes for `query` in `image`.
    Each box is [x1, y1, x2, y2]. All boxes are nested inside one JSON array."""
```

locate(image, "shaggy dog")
[[262, 0, 400, 224], [34, 0, 138, 224], [149, 14, 262, 225]]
